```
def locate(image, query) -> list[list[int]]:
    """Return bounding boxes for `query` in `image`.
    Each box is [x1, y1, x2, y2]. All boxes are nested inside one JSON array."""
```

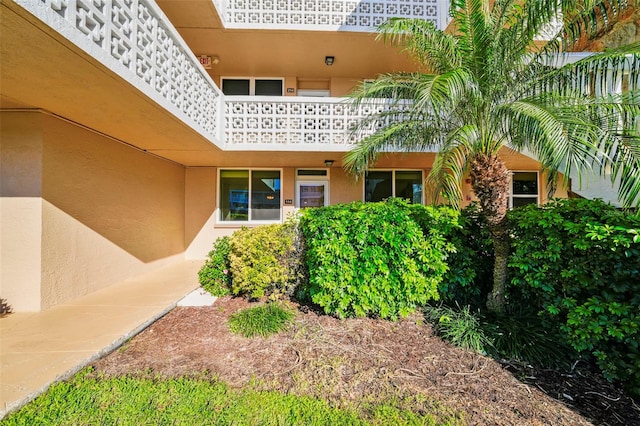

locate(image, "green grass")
[[0, 369, 461, 426], [228, 303, 295, 338]]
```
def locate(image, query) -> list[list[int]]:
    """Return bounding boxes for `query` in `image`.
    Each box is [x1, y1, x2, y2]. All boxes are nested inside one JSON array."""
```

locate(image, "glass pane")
[[251, 170, 281, 220], [512, 172, 538, 195], [365, 171, 392, 202], [297, 169, 327, 176], [395, 171, 423, 204], [220, 170, 249, 221], [255, 79, 283, 96], [222, 79, 250, 95], [299, 183, 325, 208], [513, 197, 538, 208]]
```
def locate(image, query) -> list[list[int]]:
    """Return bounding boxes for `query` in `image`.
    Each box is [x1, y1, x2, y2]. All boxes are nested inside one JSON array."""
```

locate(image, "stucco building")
[[1, 0, 634, 312]]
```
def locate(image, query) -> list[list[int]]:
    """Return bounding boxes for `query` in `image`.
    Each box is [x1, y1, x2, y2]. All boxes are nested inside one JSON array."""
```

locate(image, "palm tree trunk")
[[469, 153, 511, 314]]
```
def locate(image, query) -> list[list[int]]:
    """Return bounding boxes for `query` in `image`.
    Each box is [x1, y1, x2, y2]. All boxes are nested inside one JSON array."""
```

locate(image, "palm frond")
[[376, 18, 461, 73], [426, 124, 480, 206]]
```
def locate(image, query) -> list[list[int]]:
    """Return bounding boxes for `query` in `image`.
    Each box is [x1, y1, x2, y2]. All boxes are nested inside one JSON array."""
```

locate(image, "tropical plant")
[[345, 0, 640, 313]]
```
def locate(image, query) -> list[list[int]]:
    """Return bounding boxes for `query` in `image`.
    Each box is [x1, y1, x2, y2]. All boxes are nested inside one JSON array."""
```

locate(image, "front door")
[[296, 181, 328, 208]]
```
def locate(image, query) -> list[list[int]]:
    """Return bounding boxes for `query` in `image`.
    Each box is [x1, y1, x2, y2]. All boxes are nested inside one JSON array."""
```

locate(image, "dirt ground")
[[92, 297, 640, 425]]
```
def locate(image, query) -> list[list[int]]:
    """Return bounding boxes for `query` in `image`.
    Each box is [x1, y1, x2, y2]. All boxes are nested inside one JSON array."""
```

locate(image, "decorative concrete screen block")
[[222, 0, 444, 31], [224, 97, 395, 148], [31, 0, 222, 144]]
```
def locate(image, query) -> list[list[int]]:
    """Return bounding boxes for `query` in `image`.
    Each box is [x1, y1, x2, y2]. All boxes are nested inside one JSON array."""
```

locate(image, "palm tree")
[[345, 0, 640, 313]]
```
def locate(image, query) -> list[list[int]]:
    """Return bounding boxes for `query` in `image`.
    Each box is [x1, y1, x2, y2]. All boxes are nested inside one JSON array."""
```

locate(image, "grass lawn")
[[1, 368, 461, 425]]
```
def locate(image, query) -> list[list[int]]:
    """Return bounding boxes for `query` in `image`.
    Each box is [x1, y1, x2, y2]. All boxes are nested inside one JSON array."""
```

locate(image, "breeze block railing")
[[16, 0, 224, 145], [224, 96, 393, 150], [215, 0, 451, 31]]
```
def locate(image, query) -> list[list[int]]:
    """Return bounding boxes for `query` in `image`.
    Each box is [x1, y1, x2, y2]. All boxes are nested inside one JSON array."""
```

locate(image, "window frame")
[[217, 168, 283, 224], [363, 169, 424, 204], [509, 171, 540, 208], [220, 77, 285, 96], [295, 169, 330, 208]]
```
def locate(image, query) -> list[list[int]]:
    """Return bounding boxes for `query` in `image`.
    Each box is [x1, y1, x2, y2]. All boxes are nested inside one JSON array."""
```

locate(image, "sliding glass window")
[[219, 169, 281, 222]]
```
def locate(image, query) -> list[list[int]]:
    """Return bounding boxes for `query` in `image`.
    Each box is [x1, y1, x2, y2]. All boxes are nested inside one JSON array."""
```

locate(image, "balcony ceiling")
[[157, 0, 418, 81]]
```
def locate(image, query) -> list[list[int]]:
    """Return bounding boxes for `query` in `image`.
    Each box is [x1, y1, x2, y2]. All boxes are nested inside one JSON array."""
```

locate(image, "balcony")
[[16, 0, 224, 146], [224, 96, 393, 151], [214, 0, 451, 32]]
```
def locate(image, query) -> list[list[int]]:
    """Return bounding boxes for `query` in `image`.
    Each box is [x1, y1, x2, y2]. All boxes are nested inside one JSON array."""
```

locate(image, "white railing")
[[218, 0, 450, 31], [224, 96, 392, 150], [17, 0, 224, 144]]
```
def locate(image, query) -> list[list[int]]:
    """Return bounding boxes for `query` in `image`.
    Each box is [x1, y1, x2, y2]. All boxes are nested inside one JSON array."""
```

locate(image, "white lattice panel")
[[225, 97, 393, 147], [36, 0, 222, 140], [222, 0, 442, 30]]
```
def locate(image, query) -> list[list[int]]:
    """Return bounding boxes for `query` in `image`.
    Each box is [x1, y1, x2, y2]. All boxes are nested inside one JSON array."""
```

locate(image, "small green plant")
[[228, 303, 295, 338], [198, 236, 232, 296], [423, 304, 493, 354]]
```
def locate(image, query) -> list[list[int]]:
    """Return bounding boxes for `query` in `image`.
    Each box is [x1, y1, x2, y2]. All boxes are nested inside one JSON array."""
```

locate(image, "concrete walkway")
[[0, 260, 202, 419]]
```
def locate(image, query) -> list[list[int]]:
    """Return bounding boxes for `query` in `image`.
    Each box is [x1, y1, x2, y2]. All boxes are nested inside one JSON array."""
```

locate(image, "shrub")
[[229, 220, 305, 299], [509, 198, 640, 395], [227, 303, 295, 338], [299, 198, 454, 320], [198, 236, 232, 296], [434, 203, 494, 308]]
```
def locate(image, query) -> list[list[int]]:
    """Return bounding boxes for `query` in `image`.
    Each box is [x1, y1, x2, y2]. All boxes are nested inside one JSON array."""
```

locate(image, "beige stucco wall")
[[1, 112, 44, 311], [1, 111, 187, 311]]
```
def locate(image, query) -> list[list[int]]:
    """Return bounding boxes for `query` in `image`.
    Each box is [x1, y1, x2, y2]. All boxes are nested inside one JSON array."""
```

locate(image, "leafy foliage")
[[345, 1, 640, 313], [229, 220, 305, 300], [198, 236, 232, 296], [437, 204, 494, 308], [228, 303, 295, 338], [509, 198, 640, 395], [299, 198, 454, 320]]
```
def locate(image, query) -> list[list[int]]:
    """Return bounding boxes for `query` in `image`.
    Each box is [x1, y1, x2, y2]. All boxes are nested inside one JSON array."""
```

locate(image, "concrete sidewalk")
[[0, 260, 202, 419]]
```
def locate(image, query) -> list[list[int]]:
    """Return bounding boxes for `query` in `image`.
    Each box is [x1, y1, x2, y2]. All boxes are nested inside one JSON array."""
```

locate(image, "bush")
[[509, 198, 640, 395], [299, 198, 454, 320], [435, 203, 494, 308], [229, 220, 305, 299], [198, 236, 232, 296]]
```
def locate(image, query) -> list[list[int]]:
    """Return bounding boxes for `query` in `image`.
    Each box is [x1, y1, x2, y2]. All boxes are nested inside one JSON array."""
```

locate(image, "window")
[[510, 172, 539, 208], [221, 78, 283, 96], [365, 170, 423, 203], [219, 169, 281, 222]]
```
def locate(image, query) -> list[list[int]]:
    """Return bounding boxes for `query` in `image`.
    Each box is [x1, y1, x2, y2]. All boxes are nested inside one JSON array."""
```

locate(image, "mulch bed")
[[91, 297, 639, 425]]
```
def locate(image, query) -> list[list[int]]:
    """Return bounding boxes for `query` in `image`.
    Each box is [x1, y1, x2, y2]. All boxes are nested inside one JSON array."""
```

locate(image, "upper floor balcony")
[[7, 1, 638, 158], [213, 0, 451, 32]]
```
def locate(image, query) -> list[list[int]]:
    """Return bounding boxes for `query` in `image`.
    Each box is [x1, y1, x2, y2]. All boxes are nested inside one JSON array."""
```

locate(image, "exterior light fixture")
[[324, 56, 334, 66], [324, 159, 334, 167]]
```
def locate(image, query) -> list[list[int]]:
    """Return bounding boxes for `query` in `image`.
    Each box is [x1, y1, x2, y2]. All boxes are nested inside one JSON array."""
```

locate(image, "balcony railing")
[[215, 0, 451, 32], [224, 96, 391, 150], [18, 0, 224, 144]]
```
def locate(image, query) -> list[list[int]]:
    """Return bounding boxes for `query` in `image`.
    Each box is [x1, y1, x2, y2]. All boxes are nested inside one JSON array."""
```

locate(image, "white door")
[[296, 181, 328, 208]]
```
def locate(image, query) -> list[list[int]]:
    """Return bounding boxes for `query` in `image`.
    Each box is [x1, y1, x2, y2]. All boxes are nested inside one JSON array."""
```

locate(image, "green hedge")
[[299, 198, 456, 320], [508, 198, 640, 395]]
